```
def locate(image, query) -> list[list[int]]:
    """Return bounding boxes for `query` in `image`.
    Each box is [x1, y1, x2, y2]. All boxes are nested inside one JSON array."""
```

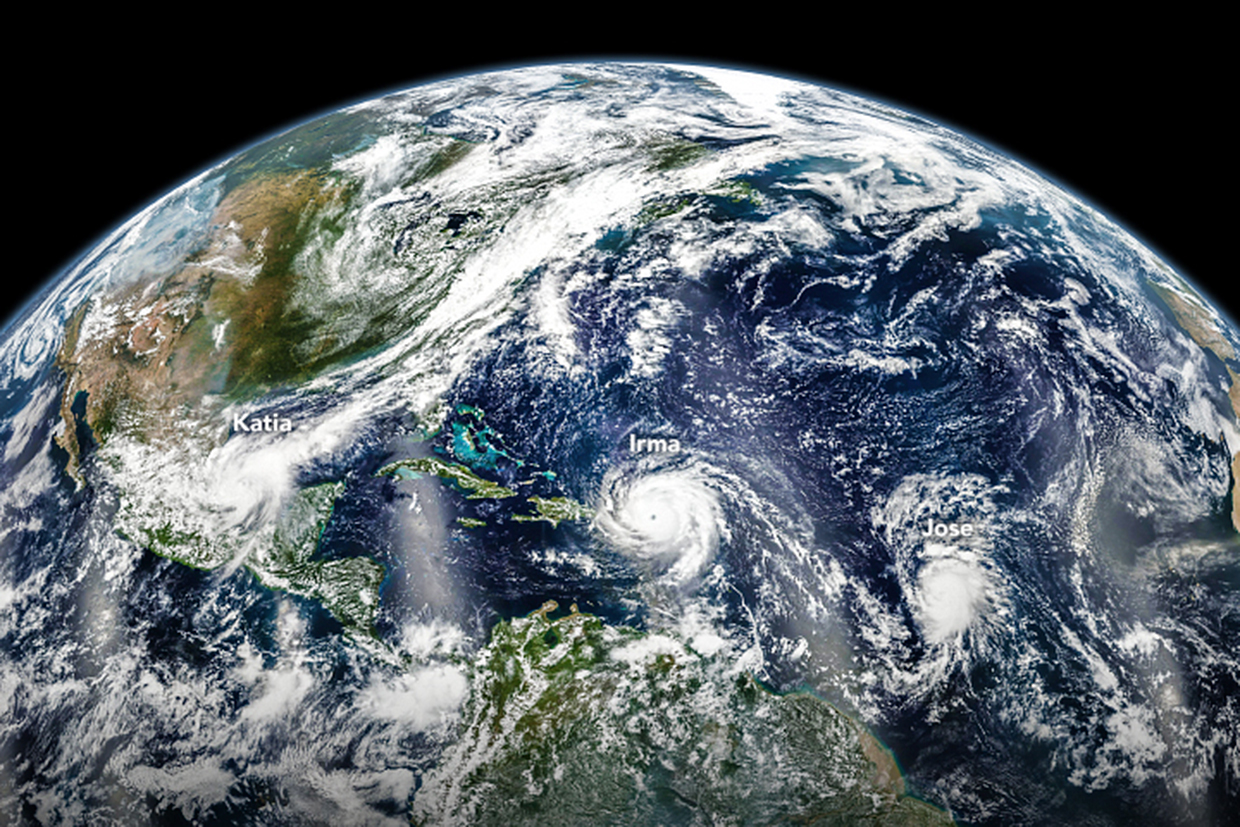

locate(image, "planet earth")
[[1, 63, 1237, 826]]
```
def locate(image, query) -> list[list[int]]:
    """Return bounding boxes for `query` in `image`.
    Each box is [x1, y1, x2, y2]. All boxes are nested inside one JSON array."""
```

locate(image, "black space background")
[[8, 19, 1230, 330]]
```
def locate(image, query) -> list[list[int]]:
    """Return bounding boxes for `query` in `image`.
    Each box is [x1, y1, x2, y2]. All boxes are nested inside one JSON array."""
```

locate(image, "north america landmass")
[[43, 150, 958, 821]]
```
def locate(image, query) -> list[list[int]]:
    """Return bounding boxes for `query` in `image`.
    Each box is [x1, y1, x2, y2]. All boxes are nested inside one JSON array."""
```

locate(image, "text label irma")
[[629, 434, 681, 453]]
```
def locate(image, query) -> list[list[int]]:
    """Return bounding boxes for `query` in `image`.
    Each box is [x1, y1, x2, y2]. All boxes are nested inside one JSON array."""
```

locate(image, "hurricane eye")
[[593, 466, 724, 584]]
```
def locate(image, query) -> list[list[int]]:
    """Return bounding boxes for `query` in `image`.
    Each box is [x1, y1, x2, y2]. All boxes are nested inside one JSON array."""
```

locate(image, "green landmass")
[[646, 137, 711, 171], [636, 196, 692, 224], [405, 138, 473, 187], [220, 108, 389, 192], [378, 458, 595, 528], [710, 178, 763, 208], [512, 496, 594, 528], [379, 410, 592, 529], [376, 456, 517, 499], [50, 105, 602, 656], [213, 171, 366, 395], [251, 482, 385, 638], [412, 602, 955, 826], [117, 482, 385, 643]]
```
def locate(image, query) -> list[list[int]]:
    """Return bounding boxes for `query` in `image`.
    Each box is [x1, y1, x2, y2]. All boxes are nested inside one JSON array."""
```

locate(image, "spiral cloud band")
[[594, 465, 726, 584]]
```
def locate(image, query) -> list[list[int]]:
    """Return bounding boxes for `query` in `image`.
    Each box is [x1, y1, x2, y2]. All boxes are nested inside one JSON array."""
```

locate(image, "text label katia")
[[233, 413, 293, 433]]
